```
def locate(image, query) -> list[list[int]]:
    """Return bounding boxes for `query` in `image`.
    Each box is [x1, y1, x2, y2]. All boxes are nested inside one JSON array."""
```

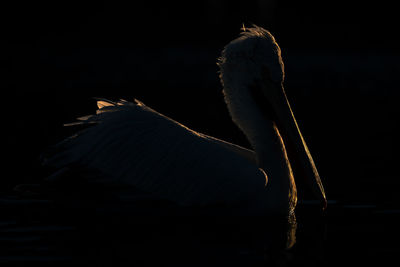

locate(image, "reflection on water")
[[1, 194, 400, 267]]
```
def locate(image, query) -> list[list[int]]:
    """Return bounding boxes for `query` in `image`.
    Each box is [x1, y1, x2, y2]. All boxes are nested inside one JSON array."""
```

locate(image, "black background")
[[2, 0, 399, 206]]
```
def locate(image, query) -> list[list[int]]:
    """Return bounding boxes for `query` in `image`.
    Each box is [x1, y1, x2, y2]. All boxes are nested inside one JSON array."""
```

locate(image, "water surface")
[[1, 194, 399, 267]]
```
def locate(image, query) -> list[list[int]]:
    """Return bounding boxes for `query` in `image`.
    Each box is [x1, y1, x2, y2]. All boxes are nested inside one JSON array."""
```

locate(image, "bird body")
[[47, 100, 270, 214], [43, 26, 326, 216]]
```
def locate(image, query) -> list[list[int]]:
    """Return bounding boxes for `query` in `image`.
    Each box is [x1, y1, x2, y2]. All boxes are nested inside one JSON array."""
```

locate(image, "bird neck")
[[256, 123, 296, 210], [223, 87, 297, 212]]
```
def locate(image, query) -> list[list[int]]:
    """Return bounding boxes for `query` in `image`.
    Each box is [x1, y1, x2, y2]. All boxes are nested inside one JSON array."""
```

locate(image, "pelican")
[[43, 25, 326, 216]]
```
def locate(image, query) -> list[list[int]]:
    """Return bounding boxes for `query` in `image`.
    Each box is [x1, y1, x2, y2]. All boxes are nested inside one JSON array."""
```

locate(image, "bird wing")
[[44, 99, 267, 207]]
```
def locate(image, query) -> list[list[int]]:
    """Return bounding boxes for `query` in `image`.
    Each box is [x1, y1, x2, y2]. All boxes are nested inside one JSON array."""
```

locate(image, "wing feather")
[[44, 99, 267, 207]]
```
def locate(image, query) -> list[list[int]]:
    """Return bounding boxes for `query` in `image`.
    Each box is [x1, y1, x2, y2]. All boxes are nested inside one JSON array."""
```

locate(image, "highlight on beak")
[[258, 69, 327, 210]]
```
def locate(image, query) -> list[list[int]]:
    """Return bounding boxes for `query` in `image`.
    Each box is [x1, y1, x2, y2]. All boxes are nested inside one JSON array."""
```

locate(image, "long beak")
[[258, 76, 327, 210]]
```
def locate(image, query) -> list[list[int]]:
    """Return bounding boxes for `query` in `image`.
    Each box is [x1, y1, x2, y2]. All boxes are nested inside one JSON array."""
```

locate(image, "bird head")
[[218, 25, 284, 92], [219, 25, 327, 210]]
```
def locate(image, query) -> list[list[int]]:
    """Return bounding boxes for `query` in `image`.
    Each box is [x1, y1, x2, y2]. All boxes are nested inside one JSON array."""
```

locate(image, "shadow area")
[[0, 181, 304, 267], [4, 173, 400, 267]]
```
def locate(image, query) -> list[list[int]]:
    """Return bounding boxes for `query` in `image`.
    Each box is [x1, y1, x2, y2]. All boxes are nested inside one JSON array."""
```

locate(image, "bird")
[[42, 25, 326, 216]]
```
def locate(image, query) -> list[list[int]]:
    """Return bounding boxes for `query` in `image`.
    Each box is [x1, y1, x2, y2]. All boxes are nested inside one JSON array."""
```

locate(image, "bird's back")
[[43, 99, 267, 213]]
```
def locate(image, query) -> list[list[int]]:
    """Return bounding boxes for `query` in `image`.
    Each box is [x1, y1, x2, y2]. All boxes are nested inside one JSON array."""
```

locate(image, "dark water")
[[1, 193, 399, 267]]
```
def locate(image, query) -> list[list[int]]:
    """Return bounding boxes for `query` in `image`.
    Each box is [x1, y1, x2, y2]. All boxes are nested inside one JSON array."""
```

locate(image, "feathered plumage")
[[42, 25, 326, 216], [44, 98, 270, 214]]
